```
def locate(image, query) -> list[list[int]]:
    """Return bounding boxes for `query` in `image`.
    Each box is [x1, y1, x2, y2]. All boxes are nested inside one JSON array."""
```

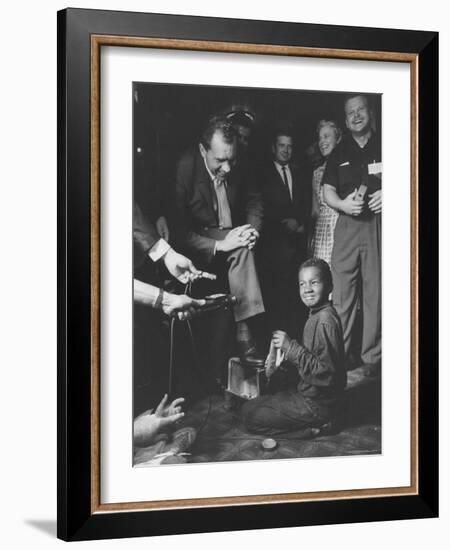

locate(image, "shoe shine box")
[[226, 357, 267, 400]]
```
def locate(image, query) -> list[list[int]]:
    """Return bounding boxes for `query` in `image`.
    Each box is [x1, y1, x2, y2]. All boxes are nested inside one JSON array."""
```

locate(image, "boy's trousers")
[[331, 213, 381, 366]]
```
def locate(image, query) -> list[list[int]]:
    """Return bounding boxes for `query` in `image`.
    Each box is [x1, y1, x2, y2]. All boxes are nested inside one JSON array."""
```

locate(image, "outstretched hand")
[[163, 249, 216, 283], [162, 293, 207, 320], [156, 394, 185, 420], [133, 394, 185, 447]]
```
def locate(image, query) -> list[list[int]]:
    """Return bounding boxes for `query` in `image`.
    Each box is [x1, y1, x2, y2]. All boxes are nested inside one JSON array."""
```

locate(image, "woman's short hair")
[[316, 119, 342, 142]]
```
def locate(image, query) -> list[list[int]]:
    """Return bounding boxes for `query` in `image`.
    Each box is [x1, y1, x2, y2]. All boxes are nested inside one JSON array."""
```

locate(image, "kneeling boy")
[[242, 258, 346, 435]]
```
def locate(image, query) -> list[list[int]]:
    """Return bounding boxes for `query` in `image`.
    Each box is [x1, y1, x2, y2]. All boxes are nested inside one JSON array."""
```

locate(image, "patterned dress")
[[310, 163, 339, 265]]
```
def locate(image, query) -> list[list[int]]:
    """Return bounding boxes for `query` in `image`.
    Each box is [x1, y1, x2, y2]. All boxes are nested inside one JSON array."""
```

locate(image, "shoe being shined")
[[238, 343, 265, 367]]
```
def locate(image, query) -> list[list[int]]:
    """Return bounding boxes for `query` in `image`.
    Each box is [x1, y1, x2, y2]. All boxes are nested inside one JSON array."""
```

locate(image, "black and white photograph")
[[1, 0, 443, 545], [132, 82, 382, 467]]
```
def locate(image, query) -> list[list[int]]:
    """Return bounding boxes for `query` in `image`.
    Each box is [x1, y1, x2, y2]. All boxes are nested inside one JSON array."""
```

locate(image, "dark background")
[[133, 81, 382, 221]]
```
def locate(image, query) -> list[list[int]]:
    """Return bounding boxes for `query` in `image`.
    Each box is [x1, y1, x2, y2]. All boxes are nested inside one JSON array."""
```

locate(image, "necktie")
[[214, 178, 233, 228], [281, 166, 291, 200]]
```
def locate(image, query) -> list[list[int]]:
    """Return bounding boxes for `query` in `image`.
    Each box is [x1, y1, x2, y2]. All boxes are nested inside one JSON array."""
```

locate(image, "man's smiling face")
[[200, 131, 236, 182], [345, 95, 371, 136]]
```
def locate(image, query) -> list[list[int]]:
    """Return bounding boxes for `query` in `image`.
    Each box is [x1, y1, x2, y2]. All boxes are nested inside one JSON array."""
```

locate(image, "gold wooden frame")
[[89, 35, 419, 514]]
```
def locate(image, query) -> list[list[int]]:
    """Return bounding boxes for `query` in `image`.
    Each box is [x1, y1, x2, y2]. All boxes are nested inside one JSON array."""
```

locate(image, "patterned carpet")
[[181, 366, 381, 464]]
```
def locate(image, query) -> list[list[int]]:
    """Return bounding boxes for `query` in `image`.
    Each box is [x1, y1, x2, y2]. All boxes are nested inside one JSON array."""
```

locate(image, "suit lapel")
[[194, 153, 218, 220]]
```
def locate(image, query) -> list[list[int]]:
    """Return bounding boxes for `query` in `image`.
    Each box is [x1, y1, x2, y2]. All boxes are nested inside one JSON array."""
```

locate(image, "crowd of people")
[[132, 92, 382, 459]]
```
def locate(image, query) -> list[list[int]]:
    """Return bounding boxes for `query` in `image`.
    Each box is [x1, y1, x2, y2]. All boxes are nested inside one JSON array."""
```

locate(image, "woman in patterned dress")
[[310, 120, 342, 264]]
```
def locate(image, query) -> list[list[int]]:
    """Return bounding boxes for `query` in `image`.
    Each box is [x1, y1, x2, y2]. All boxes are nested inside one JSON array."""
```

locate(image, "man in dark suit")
[[259, 128, 309, 335], [175, 116, 265, 367]]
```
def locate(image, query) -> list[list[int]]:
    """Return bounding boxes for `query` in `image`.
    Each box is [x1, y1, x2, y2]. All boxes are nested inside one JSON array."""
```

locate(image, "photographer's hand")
[[162, 248, 215, 283], [162, 293, 206, 320]]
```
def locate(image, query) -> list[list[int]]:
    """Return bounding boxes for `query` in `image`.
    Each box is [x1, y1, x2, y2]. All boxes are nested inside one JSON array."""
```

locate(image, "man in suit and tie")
[[259, 128, 309, 335], [175, 116, 265, 370]]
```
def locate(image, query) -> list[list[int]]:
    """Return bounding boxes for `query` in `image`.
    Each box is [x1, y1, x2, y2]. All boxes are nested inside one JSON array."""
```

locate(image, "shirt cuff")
[[148, 238, 171, 262], [144, 285, 160, 309]]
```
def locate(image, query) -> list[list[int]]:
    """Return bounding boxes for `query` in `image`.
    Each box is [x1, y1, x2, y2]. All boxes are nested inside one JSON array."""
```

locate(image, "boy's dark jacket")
[[285, 301, 346, 404]]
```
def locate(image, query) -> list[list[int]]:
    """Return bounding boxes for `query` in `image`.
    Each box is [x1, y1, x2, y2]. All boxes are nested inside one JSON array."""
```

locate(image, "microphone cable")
[[166, 280, 213, 436]]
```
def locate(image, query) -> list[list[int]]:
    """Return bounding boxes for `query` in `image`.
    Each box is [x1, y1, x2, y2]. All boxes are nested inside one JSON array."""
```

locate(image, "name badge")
[[368, 162, 382, 175]]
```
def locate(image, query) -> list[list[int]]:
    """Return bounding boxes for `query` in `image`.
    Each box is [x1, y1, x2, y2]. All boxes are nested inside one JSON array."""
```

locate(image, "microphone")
[[198, 293, 237, 315]]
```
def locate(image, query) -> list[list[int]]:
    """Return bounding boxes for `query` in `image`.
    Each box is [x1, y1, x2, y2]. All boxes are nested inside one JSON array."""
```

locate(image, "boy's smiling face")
[[299, 266, 329, 308]]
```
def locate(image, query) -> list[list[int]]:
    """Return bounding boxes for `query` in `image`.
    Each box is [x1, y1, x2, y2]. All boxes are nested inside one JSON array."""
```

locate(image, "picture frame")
[[57, 7, 438, 541]]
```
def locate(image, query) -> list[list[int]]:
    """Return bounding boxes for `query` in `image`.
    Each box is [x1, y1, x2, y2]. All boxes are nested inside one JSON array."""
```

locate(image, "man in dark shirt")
[[322, 94, 382, 374], [242, 259, 346, 435]]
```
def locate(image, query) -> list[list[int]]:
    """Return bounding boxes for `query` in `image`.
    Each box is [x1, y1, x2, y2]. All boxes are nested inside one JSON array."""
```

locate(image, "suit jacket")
[[259, 161, 309, 269], [175, 148, 263, 263], [133, 202, 160, 271]]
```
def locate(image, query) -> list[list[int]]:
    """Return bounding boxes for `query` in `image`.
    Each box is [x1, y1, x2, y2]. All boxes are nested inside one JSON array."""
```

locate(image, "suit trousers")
[[331, 214, 381, 366], [201, 227, 265, 322]]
